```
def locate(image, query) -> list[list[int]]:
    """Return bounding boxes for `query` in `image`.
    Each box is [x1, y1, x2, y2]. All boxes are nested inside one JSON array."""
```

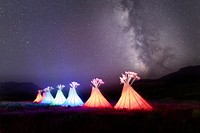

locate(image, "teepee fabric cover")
[[83, 78, 112, 108], [64, 82, 84, 107], [53, 84, 67, 105], [114, 71, 153, 111], [41, 86, 55, 104], [33, 90, 43, 103]]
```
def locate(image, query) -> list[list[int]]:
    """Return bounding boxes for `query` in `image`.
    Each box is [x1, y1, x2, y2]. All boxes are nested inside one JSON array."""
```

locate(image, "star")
[[0, 0, 199, 88]]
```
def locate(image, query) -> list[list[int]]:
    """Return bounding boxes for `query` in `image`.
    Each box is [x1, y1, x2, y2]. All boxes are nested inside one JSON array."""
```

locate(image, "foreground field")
[[0, 101, 200, 133]]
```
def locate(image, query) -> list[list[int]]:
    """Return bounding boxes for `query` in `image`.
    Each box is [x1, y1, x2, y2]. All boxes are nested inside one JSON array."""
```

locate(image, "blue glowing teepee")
[[63, 82, 84, 107], [40, 86, 55, 105], [53, 84, 67, 106]]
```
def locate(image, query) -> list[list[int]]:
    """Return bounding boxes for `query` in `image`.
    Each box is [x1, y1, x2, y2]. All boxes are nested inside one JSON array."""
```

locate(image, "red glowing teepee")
[[114, 71, 153, 111], [33, 90, 43, 103], [83, 78, 112, 108]]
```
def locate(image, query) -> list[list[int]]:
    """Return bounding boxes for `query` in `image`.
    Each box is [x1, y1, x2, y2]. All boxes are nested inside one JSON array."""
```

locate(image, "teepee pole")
[[130, 76, 137, 85]]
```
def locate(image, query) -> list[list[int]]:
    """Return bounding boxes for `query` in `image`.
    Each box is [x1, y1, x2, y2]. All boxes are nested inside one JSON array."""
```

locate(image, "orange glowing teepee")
[[114, 71, 153, 111], [33, 90, 43, 103], [83, 78, 112, 108]]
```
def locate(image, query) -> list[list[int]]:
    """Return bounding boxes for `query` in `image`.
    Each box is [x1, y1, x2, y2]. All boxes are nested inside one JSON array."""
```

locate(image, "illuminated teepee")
[[114, 71, 153, 111], [40, 86, 55, 104], [83, 78, 112, 108], [33, 89, 43, 103], [63, 82, 84, 107], [53, 84, 67, 106]]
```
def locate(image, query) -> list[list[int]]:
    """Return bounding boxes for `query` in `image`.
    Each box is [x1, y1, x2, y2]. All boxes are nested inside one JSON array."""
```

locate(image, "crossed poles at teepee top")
[[39, 82, 80, 93], [38, 71, 138, 93], [57, 84, 65, 90], [91, 78, 104, 88], [38, 72, 139, 93], [41, 86, 54, 93], [120, 71, 140, 85], [70, 82, 80, 89]]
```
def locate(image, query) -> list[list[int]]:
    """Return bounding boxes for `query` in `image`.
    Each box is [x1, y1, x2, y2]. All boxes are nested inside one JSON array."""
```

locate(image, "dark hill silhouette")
[[110, 65, 200, 101], [0, 65, 200, 101], [158, 65, 200, 83], [0, 82, 40, 101]]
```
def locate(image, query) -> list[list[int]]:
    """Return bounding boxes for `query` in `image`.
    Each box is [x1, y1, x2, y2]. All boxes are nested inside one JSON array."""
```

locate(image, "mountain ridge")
[[0, 65, 200, 101]]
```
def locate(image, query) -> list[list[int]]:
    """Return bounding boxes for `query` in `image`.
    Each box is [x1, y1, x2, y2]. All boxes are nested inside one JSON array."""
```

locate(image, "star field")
[[0, 0, 200, 89]]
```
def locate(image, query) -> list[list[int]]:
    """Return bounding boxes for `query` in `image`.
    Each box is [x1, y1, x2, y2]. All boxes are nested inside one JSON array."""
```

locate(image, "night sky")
[[0, 0, 200, 89]]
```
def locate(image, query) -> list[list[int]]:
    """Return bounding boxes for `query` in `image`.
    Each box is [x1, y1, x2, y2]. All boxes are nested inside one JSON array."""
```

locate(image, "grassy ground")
[[0, 101, 200, 133]]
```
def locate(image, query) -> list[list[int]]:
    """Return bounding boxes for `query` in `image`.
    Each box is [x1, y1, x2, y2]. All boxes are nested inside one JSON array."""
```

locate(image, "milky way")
[[112, 0, 200, 77], [0, 0, 200, 88]]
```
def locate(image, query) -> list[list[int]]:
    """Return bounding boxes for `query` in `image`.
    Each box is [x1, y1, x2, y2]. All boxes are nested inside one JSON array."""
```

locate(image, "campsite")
[[1, 0, 200, 132], [1, 68, 200, 133]]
